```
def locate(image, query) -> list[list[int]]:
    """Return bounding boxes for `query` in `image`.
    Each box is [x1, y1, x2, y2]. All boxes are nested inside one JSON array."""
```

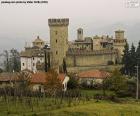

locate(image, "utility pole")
[[136, 58, 140, 101], [136, 65, 139, 100]]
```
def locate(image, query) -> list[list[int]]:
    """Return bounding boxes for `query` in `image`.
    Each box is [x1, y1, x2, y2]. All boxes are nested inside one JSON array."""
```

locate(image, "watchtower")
[[113, 30, 127, 55], [115, 30, 125, 40], [77, 28, 83, 40], [48, 18, 69, 70]]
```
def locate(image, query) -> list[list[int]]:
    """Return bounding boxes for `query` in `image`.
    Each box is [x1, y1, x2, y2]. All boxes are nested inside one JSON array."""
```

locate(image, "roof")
[[32, 36, 44, 43], [20, 49, 45, 57], [0, 73, 18, 82], [31, 72, 65, 84], [78, 70, 110, 79]]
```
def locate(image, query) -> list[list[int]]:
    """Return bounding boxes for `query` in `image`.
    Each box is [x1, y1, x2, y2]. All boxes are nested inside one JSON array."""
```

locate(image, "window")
[[22, 63, 24, 66], [55, 31, 58, 35], [33, 57, 34, 60], [56, 51, 58, 55], [33, 63, 35, 66], [56, 39, 57, 43]]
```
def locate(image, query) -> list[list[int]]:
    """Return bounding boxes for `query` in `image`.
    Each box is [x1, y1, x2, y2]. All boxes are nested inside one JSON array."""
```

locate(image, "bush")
[[67, 73, 79, 89]]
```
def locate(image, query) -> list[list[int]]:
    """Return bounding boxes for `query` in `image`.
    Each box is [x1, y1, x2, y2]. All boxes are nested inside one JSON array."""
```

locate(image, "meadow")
[[0, 89, 140, 116]]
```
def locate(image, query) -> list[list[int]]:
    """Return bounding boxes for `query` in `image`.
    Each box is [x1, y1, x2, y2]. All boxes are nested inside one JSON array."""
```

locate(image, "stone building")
[[20, 18, 127, 73], [20, 36, 49, 73], [48, 19, 69, 70]]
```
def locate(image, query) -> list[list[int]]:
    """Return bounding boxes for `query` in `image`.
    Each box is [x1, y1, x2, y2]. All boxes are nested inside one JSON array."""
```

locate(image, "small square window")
[[55, 31, 58, 35]]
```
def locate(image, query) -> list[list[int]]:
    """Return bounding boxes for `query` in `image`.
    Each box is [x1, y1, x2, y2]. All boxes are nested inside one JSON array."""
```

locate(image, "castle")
[[20, 18, 127, 73]]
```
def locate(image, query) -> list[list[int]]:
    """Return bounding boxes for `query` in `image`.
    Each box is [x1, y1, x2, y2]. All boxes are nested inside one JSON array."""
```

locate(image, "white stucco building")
[[20, 36, 46, 73]]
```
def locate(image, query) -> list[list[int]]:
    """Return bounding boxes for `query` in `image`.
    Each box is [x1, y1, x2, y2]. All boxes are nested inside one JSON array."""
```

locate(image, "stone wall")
[[66, 53, 118, 67]]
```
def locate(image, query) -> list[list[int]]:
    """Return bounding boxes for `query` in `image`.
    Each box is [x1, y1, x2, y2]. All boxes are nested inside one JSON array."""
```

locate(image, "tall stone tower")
[[48, 18, 69, 71], [115, 30, 125, 40], [113, 30, 127, 56], [77, 28, 83, 40]]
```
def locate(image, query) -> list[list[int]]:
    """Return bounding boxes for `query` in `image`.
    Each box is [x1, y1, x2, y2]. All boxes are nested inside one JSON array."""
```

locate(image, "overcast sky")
[[0, 0, 140, 52]]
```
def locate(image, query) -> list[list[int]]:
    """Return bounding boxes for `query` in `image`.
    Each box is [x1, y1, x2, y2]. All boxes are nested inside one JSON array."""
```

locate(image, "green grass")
[[0, 89, 138, 116], [30, 100, 140, 116], [1, 98, 140, 116], [81, 89, 115, 97]]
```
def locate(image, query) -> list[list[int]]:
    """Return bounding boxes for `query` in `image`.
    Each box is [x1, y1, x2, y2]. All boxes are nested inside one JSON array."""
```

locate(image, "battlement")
[[48, 18, 69, 26]]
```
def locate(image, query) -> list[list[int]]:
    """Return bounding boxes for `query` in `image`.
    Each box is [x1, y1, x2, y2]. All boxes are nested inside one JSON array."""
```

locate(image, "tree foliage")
[[67, 73, 79, 89], [121, 42, 140, 76], [104, 69, 127, 93], [44, 69, 62, 96], [3, 49, 20, 72]]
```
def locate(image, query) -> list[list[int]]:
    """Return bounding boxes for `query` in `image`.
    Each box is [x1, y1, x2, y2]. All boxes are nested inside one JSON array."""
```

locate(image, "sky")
[[0, 0, 140, 52]]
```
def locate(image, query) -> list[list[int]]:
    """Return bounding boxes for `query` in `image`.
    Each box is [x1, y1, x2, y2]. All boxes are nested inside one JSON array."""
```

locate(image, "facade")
[[20, 36, 46, 73], [48, 19, 69, 69]]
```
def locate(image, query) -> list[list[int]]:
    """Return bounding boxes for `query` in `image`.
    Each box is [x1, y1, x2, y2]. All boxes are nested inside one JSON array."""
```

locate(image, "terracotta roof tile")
[[78, 70, 110, 79], [31, 72, 65, 84]]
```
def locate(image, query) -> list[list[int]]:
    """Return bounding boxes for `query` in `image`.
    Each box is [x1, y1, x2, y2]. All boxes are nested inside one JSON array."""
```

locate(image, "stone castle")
[[20, 18, 127, 73]]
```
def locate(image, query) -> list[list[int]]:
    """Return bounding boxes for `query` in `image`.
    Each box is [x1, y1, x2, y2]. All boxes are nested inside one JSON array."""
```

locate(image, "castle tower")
[[115, 30, 125, 40], [77, 28, 83, 40], [48, 18, 69, 70], [113, 30, 127, 56]]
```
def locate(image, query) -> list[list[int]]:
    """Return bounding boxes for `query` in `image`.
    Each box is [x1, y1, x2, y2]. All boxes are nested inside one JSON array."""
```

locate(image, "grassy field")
[[43, 101, 140, 116], [1, 99, 140, 116], [0, 89, 139, 116]]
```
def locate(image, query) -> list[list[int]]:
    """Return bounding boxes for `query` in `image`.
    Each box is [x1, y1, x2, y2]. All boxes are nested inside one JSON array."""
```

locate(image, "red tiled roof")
[[31, 72, 46, 84], [78, 70, 110, 79], [0, 73, 18, 82], [31, 72, 65, 84]]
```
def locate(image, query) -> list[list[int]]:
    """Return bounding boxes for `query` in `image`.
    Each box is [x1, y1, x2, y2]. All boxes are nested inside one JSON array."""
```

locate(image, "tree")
[[10, 49, 21, 72], [129, 43, 136, 76], [44, 69, 62, 96], [63, 58, 67, 74], [67, 73, 79, 89], [104, 69, 127, 93], [121, 42, 131, 75], [0, 68, 3, 73], [3, 49, 20, 72]]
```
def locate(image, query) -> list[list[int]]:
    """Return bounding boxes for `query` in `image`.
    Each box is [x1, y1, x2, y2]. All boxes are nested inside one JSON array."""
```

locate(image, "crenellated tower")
[[113, 30, 127, 56], [77, 28, 83, 40], [48, 18, 69, 71]]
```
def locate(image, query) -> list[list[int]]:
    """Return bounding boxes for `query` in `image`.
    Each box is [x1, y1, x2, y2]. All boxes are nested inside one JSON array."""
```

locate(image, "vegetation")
[[44, 69, 62, 96], [67, 73, 79, 89], [2, 49, 20, 72], [121, 41, 140, 76], [0, 96, 140, 116]]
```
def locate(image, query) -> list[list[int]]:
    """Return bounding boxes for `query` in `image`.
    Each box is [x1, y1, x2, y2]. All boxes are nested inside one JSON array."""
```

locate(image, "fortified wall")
[[66, 49, 119, 67]]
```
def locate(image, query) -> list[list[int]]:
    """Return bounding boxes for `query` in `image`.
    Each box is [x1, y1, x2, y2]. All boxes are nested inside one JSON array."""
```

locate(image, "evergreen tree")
[[121, 42, 131, 75], [129, 43, 136, 76]]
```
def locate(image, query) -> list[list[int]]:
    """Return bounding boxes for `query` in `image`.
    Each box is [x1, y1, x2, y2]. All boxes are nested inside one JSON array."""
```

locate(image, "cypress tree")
[[121, 42, 130, 75], [129, 43, 136, 76]]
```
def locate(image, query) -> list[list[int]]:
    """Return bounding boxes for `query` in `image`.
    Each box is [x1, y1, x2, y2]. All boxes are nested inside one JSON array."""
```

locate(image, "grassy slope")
[[1, 100, 140, 116], [30, 101, 140, 116]]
